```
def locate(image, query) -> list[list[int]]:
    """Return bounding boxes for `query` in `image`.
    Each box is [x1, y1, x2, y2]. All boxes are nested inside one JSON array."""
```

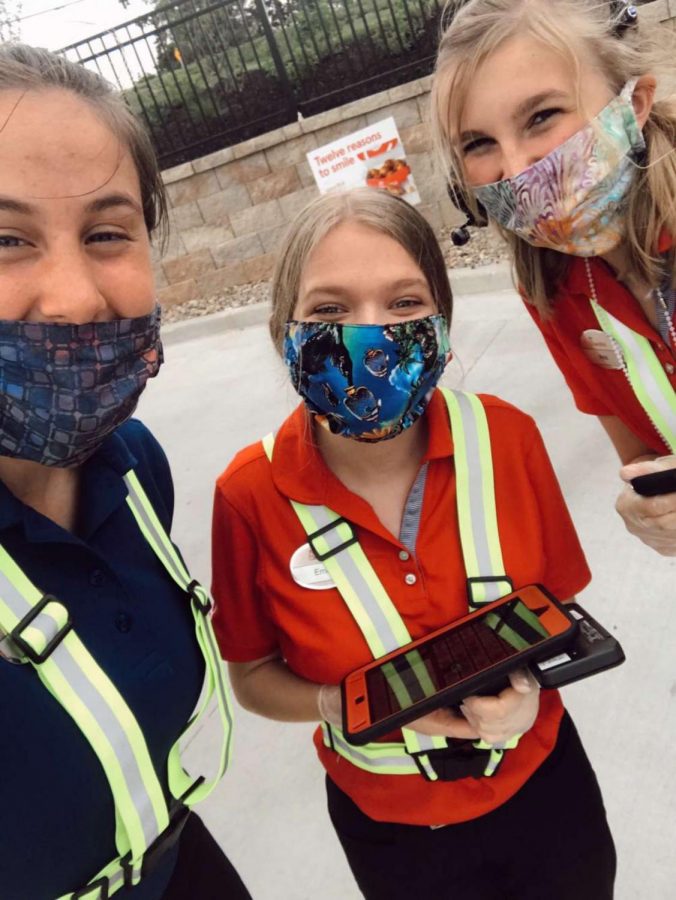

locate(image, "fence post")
[[252, 0, 298, 120]]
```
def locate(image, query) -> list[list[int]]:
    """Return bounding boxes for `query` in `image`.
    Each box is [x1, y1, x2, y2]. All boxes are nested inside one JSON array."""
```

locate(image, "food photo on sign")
[[306, 116, 421, 205]]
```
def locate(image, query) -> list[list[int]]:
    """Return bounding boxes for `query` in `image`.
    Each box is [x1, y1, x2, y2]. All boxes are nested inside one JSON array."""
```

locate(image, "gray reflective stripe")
[[0, 562, 161, 849], [198, 617, 235, 763], [0, 564, 64, 651], [410, 732, 442, 753], [399, 463, 427, 553], [50, 639, 161, 848], [454, 393, 504, 603], [307, 504, 404, 655], [330, 726, 420, 772], [59, 862, 127, 900], [124, 482, 188, 588]]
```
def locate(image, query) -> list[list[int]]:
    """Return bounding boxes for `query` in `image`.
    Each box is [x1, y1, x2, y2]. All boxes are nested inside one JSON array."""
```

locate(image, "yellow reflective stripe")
[[470, 392, 504, 581], [592, 302, 676, 452], [441, 389, 506, 604], [124, 470, 191, 587], [35, 634, 168, 860], [262, 432, 275, 460], [167, 612, 234, 805], [291, 500, 411, 657], [123, 471, 234, 805], [443, 389, 480, 585], [0, 545, 42, 604]]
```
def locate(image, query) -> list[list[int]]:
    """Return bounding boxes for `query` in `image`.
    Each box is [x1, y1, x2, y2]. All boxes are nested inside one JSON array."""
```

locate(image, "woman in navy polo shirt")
[[0, 45, 250, 900]]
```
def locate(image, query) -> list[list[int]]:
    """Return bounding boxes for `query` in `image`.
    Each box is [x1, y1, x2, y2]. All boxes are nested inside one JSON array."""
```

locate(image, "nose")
[[33, 246, 108, 324], [500, 144, 542, 181]]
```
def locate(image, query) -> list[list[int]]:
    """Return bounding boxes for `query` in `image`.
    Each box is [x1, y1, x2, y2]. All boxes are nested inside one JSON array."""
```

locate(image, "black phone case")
[[631, 467, 676, 497], [341, 587, 577, 746], [531, 603, 625, 689]]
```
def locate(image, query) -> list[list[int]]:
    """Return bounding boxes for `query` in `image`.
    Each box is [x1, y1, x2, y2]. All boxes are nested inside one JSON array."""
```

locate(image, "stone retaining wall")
[[155, 0, 676, 309], [155, 75, 463, 307]]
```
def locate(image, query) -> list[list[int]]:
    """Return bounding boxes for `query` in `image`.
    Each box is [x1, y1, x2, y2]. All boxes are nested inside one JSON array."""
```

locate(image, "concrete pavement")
[[137, 286, 675, 900]]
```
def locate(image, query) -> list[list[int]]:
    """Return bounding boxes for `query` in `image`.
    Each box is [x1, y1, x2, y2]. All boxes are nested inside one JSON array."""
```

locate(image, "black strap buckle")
[[72, 875, 110, 899], [466, 576, 513, 609], [122, 805, 191, 888], [308, 517, 357, 562], [186, 579, 211, 614], [10, 594, 72, 664], [413, 740, 493, 782]]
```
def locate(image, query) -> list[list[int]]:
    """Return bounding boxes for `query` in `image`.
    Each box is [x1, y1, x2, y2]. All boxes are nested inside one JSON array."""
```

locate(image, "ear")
[[631, 75, 657, 128]]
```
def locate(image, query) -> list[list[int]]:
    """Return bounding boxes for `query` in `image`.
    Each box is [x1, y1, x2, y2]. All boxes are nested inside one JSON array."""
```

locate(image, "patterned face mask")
[[284, 314, 450, 442], [473, 81, 645, 257], [0, 307, 162, 467]]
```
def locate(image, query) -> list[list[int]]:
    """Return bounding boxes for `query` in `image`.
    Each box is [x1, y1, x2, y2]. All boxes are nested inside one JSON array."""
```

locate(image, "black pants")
[[327, 714, 616, 900], [162, 813, 251, 900]]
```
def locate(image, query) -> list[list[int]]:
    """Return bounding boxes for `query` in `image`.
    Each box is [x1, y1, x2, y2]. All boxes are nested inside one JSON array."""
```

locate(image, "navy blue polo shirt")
[[0, 420, 204, 900]]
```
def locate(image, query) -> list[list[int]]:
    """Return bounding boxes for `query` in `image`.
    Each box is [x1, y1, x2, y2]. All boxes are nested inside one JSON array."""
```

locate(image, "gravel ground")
[[162, 225, 510, 324]]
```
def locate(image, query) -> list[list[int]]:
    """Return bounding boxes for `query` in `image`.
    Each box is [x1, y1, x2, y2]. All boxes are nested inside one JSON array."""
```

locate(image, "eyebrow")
[[304, 277, 430, 298], [0, 193, 142, 216], [459, 90, 569, 144], [85, 193, 143, 215], [513, 90, 569, 121]]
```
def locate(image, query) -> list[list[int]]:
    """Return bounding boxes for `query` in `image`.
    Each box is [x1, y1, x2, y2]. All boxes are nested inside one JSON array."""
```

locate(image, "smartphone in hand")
[[631, 467, 676, 497]]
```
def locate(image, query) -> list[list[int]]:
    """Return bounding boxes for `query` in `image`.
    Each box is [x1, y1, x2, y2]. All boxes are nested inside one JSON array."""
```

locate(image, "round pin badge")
[[289, 543, 336, 590], [580, 330, 624, 370]]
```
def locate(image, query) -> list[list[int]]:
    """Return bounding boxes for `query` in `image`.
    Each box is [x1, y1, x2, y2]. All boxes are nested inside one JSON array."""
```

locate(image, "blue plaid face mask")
[[284, 314, 450, 442], [0, 307, 162, 467]]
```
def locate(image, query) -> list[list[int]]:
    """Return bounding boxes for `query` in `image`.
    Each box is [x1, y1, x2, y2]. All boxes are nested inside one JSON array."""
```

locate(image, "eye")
[[462, 135, 494, 156], [312, 302, 344, 316], [528, 108, 562, 129], [392, 296, 423, 309], [86, 230, 130, 244], [0, 234, 27, 249]]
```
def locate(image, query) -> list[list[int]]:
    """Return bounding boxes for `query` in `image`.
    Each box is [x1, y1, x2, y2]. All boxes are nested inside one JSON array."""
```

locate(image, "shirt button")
[[404, 573, 417, 586], [90, 569, 106, 587], [666, 363, 675, 375], [399, 550, 410, 561], [115, 612, 132, 633]]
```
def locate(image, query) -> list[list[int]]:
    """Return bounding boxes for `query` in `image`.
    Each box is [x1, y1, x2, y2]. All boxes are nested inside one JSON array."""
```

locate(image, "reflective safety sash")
[[0, 468, 233, 900], [263, 388, 518, 781], [591, 301, 676, 453]]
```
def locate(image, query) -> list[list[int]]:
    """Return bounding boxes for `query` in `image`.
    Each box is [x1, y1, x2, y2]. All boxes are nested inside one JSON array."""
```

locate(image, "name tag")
[[580, 330, 624, 370], [290, 543, 336, 590]]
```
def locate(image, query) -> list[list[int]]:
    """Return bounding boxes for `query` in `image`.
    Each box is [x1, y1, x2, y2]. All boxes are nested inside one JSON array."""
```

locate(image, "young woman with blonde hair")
[[212, 188, 615, 899], [431, 0, 676, 555]]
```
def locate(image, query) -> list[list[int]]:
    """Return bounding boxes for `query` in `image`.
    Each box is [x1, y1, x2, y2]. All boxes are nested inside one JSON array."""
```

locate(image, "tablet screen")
[[365, 597, 550, 721]]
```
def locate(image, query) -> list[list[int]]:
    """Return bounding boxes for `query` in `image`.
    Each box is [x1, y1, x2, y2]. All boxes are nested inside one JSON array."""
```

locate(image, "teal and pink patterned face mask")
[[284, 314, 450, 442], [473, 81, 645, 257]]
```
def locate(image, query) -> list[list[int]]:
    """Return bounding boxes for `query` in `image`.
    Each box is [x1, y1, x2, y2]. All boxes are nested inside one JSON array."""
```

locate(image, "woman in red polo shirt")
[[211, 189, 615, 899], [431, 0, 676, 555]]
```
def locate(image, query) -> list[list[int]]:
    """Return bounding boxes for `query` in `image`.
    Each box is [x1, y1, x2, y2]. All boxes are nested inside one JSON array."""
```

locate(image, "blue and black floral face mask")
[[0, 307, 162, 467], [284, 314, 450, 442]]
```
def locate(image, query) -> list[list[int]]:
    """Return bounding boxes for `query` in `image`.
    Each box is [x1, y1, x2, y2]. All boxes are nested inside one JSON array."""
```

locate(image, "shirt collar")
[[270, 388, 454, 510], [564, 248, 672, 343], [0, 428, 138, 541]]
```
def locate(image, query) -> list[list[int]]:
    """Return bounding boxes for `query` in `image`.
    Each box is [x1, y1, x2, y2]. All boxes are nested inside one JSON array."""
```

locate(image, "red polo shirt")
[[523, 236, 675, 455], [211, 390, 591, 826]]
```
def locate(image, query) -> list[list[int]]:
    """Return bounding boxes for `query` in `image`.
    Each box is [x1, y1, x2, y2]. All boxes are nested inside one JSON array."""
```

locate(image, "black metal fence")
[[60, 0, 443, 169]]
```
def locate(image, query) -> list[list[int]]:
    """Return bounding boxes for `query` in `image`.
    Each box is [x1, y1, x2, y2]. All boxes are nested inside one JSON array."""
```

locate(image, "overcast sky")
[[18, 0, 150, 51]]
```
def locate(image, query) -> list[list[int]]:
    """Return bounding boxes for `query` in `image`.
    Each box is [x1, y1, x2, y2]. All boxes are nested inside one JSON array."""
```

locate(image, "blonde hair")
[[431, 0, 676, 314], [269, 188, 454, 354]]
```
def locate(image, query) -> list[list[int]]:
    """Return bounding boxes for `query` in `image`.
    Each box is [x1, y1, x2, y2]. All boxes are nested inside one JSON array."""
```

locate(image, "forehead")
[[460, 34, 605, 127], [0, 88, 141, 202], [302, 220, 424, 283]]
